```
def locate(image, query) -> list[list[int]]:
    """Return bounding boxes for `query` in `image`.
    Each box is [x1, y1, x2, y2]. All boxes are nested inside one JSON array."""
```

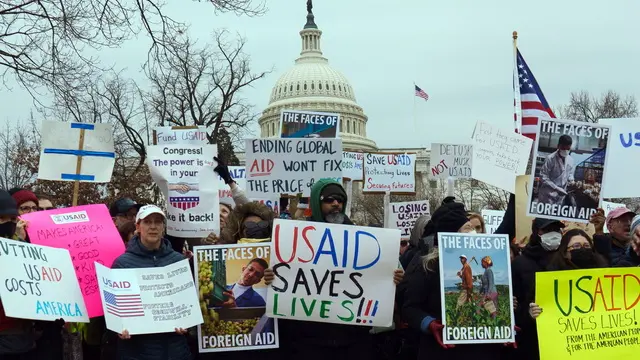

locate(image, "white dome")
[[269, 62, 357, 104]]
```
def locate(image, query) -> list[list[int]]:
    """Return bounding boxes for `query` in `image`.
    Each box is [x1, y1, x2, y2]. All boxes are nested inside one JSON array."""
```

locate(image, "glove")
[[214, 157, 233, 185], [428, 320, 455, 350]]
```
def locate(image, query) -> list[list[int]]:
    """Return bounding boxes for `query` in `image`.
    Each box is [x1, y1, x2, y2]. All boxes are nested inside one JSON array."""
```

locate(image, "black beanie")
[[431, 201, 469, 235], [320, 183, 347, 202], [0, 190, 18, 216]]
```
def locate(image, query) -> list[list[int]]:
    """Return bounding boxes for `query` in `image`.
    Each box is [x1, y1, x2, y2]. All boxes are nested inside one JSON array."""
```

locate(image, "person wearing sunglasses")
[[219, 202, 275, 244]]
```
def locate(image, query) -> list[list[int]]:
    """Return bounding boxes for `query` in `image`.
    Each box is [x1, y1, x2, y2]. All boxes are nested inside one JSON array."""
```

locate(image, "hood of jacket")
[[126, 235, 175, 258], [221, 201, 275, 244], [310, 179, 347, 222]]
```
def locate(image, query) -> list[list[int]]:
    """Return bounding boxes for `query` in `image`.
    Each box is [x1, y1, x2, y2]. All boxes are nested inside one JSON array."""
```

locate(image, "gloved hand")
[[214, 157, 233, 185], [428, 320, 455, 350]]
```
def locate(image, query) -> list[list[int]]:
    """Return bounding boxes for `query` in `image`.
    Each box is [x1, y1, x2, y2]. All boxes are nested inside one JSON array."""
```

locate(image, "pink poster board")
[[23, 204, 126, 318]]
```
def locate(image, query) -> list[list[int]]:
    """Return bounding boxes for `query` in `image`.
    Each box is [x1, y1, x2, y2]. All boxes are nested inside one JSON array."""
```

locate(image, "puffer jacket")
[[111, 236, 191, 360]]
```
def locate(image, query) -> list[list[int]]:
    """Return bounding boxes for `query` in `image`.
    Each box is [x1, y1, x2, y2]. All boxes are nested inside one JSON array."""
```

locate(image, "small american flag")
[[104, 291, 144, 318], [414, 85, 429, 101], [169, 196, 200, 210], [514, 49, 555, 141]]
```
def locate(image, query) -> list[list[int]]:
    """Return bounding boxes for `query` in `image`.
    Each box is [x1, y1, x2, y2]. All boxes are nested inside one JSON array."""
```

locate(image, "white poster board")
[[96, 260, 203, 335], [38, 121, 115, 182], [429, 143, 473, 180], [265, 219, 400, 327], [0, 238, 89, 322], [385, 200, 430, 240], [244, 139, 342, 198], [471, 121, 532, 193], [599, 118, 640, 198], [481, 210, 505, 234], [342, 152, 364, 181], [147, 144, 220, 237], [154, 126, 208, 145], [363, 153, 417, 193]]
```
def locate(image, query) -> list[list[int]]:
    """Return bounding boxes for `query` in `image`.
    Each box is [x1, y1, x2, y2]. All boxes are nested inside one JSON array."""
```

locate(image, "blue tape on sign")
[[43, 149, 115, 158], [61, 174, 95, 181], [70, 123, 95, 130]]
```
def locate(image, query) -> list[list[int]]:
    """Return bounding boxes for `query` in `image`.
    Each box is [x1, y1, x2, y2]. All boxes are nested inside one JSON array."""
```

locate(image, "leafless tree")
[[0, 0, 266, 98], [145, 29, 270, 145], [455, 179, 510, 212], [0, 115, 39, 189], [556, 90, 638, 122]]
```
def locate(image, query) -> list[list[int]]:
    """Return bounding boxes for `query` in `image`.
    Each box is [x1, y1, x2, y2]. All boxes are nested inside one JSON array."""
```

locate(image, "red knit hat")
[[12, 189, 38, 207]]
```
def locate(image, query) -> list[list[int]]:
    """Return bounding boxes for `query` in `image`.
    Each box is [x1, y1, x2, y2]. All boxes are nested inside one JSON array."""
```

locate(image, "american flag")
[[169, 196, 199, 210], [514, 49, 556, 141], [103, 290, 144, 318], [414, 85, 429, 101]]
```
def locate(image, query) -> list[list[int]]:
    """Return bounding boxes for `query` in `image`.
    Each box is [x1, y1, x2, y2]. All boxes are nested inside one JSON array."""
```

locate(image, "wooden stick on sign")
[[72, 129, 86, 207]]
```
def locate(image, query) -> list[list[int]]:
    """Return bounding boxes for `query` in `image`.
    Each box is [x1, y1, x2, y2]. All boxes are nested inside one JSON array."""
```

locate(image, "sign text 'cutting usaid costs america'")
[[244, 139, 342, 198], [279, 110, 340, 138], [266, 219, 400, 327]]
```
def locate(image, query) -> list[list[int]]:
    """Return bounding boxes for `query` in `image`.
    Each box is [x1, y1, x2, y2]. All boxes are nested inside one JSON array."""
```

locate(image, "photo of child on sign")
[[438, 232, 515, 345], [528, 119, 611, 223]]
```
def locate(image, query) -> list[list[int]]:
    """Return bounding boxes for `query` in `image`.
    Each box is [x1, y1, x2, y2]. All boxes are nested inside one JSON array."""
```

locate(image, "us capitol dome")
[[257, 2, 377, 151]]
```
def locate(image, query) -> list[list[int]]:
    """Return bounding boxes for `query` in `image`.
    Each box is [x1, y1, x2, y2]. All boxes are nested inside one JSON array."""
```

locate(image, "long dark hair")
[[547, 229, 608, 271]]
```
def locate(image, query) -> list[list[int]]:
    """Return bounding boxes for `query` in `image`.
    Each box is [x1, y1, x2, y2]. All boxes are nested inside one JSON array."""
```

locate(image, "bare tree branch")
[[556, 90, 639, 122]]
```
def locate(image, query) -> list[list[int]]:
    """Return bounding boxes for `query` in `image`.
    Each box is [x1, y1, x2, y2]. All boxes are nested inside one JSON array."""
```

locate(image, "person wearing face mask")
[[218, 202, 275, 244], [537, 135, 575, 206], [528, 229, 607, 319], [510, 218, 564, 360]]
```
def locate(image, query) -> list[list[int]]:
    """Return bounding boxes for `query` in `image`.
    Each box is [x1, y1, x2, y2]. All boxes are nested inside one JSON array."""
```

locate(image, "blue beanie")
[[630, 215, 640, 239]]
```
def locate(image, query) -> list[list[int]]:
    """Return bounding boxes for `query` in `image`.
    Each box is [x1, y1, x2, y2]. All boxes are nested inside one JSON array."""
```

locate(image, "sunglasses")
[[322, 196, 344, 204], [244, 220, 270, 229]]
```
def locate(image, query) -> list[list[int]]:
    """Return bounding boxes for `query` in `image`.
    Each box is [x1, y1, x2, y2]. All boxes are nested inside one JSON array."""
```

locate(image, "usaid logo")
[[51, 210, 90, 225]]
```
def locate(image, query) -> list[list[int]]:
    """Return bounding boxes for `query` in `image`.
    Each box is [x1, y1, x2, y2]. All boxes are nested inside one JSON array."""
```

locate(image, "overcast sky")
[[3, 0, 639, 149]]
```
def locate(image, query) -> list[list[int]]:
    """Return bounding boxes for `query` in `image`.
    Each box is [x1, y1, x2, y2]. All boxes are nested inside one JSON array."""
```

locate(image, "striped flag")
[[414, 85, 429, 101], [514, 49, 556, 141], [104, 290, 145, 318]]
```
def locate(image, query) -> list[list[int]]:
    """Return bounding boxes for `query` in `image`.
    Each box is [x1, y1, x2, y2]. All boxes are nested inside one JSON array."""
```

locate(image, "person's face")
[[0, 215, 17, 224], [18, 201, 38, 215], [321, 196, 344, 216], [239, 261, 266, 286], [460, 257, 467, 265], [399, 240, 409, 256], [219, 204, 231, 229], [135, 214, 164, 249], [458, 221, 475, 234], [481, 260, 487, 269], [565, 235, 591, 260], [38, 199, 54, 211], [469, 217, 483, 233], [114, 207, 138, 227], [610, 213, 634, 241]]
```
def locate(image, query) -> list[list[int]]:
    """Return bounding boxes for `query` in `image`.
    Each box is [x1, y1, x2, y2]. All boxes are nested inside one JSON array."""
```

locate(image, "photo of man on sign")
[[219, 258, 268, 308]]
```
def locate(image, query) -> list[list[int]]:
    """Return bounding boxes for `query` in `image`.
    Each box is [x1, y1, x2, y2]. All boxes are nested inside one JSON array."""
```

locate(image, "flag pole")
[[413, 82, 417, 131], [513, 31, 522, 135]]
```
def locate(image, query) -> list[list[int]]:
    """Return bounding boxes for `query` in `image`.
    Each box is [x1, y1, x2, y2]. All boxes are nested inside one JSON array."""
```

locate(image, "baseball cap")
[[460, 254, 467, 259], [109, 198, 143, 217], [135, 205, 166, 223], [606, 207, 636, 227], [534, 218, 566, 230]]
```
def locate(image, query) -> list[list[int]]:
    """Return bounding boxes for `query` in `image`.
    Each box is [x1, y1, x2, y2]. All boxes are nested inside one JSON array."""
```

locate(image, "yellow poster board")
[[536, 268, 640, 360]]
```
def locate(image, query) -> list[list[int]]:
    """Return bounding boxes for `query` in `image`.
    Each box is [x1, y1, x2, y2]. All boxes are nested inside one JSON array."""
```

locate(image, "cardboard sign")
[[279, 110, 340, 138], [194, 244, 279, 353], [362, 153, 417, 194], [430, 143, 473, 180], [385, 200, 430, 240], [24, 204, 125, 318], [0, 238, 89, 322], [96, 260, 203, 335], [438, 233, 515, 344], [527, 119, 611, 223], [244, 138, 342, 198], [266, 219, 400, 327]]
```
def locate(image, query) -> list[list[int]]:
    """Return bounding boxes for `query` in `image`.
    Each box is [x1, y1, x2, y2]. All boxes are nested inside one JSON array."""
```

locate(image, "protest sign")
[[153, 126, 208, 145], [38, 121, 115, 183], [147, 144, 220, 237], [535, 268, 640, 360], [599, 118, 640, 198], [279, 110, 340, 138], [342, 152, 364, 181], [194, 243, 278, 353], [363, 153, 416, 194], [244, 139, 342, 198], [430, 143, 473, 180], [0, 238, 88, 322], [24, 204, 125, 317], [471, 121, 532, 193], [481, 210, 505, 234], [527, 119, 611, 223], [385, 200, 430, 240], [96, 259, 203, 335], [266, 219, 400, 327], [438, 232, 515, 344], [601, 201, 627, 233], [253, 197, 280, 216]]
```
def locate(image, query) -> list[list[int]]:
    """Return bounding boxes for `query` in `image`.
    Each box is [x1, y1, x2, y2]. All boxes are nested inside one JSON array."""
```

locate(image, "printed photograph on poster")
[[438, 232, 515, 345], [194, 243, 278, 353], [528, 119, 611, 223], [279, 110, 340, 138]]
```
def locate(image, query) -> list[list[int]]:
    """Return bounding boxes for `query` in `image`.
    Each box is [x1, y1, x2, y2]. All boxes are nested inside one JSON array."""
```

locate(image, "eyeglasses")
[[39, 207, 54, 211], [19, 206, 38, 212], [322, 197, 344, 204], [568, 243, 592, 251]]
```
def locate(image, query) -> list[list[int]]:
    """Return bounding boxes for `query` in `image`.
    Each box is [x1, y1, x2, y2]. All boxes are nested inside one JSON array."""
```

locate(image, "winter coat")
[[111, 236, 191, 360]]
